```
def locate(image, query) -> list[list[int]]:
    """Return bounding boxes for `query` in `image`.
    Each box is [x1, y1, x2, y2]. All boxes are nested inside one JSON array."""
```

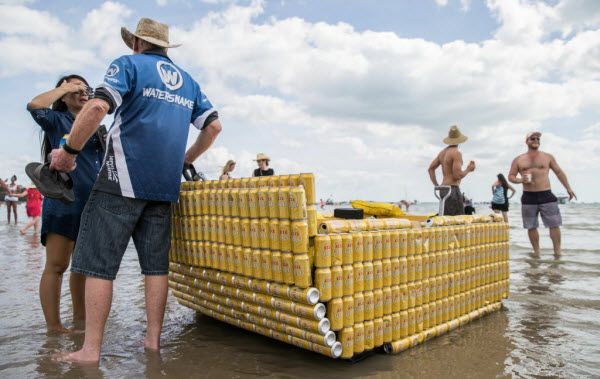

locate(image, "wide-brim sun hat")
[[254, 153, 270, 161], [121, 17, 182, 50], [443, 125, 468, 145]]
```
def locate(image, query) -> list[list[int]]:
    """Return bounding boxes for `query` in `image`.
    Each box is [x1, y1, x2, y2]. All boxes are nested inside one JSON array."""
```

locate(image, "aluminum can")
[[198, 190, 209, 215], [392, 312, 401, 341], [383, 315, 393, 343], [279, 220, 292, 252], [247, 189, 259, 219], [372, 231, 383, 260], [414, 254, 422, 281], [373, 260, 383, 290], [441, 227, 450, 251], [216, 216, 225, 244], [407, 255, 415, 282], [223, 217, 232, 245], [216, 189, 224, 216], [435, 251, 443, 275], [291, 220, 309, 254], [330, 234, 343, 266], [421, 252, 430, 279], [399, 310, 409, 338], [256, 187, 269, 218], [391, 257, 400, 286], [382, 258, 392, 287], [364, 320, 375, 350], [342, 265, 354, 296], [314, 235, 332, 268], [383, 286, 393, 315], [373, 288, 384, 318], [415, 305, 424, 333], [422, 278, 430, 304], [381, 230, 392, 259], [228, 189, 239, 218], [363, 290, 374, 321], [261, 250, 272, 280], [406, 230, 415, 256], [407, 307, 416, 336], [231, 217, 241, 246], [351, 232, 364, 263], [268, 219, 280, 251], [251, 249, 263, 279], [226, 245, 235, 272], [399, 257, 408, 284], [415, 280, 423, 306], [208, 189, 218, 215], [238, 189, 249, 218], [209, 216, 218, 243], [343, 296, 355, 327], [247, 177, 259, 189], [408, 281, 416, 308], [422, 302, 430, 329], [327, 298, 344, 331], [363, 261, 374, 291], [249, 219, 260, 249], [257, 176, 269, 188], [277, 175, 289, 188], [293, 253, 312, 287], [299, 173, 316, 204], [353, 262, 365, 292], [340, 326, 354, 358], [267, 176, 278, 188], [389, 230, 400, 259], [307, 205, 317, 237], [240, 177, 249, 189], [191, 190, 202, 216], [270, 250, 283, 282], [331, 265, 344, 298], [374, 317, 384, 347], [421, 228, 429, 253], [441, 250, 449, 275], [233, 246, 243, 274], [277, 187, 290, 219], [289, 187, 307, 220], [399, 230, 408, 257], [354, 322, 365, 354], [281, 252, 294, 284], [341, 233, 354, 265], [267, 188, 279, 219], [414, 230, 423, 256], [448, 249, 455, 273], [363, 232, 373, 261], [354, 292, 365, 323], [315, 267, 332, 302]]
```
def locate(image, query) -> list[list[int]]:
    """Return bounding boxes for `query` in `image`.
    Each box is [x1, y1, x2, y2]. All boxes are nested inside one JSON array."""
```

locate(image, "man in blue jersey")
[[50, 18, 222, 363]]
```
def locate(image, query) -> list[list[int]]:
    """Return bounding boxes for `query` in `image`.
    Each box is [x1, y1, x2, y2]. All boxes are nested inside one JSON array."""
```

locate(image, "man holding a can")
[[508, 131, 576, 256], [49, 18, 222, 363]]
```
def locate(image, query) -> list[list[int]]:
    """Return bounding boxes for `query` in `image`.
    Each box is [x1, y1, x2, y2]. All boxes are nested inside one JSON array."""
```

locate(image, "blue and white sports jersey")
[[94, 50, 216, 202]]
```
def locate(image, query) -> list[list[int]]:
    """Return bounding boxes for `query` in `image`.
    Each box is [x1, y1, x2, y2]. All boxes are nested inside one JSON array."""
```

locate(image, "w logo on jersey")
[[156, 61, 183, 90], [106, 64, 119, 77]]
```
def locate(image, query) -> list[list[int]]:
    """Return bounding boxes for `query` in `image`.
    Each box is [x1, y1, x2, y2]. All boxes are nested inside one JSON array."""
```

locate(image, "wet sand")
[[1, 202, 599, 378]]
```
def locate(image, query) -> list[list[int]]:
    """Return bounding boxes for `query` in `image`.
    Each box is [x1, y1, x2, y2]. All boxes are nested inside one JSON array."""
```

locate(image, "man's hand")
[[568, 189, 577, 201], [49, 148, 77, 172], [467, 161, 476, 172]]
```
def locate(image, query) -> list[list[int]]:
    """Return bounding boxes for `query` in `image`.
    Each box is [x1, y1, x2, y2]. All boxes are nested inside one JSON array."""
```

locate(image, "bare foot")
[[52, 350, 99, 364], [143, 338, 160, 351], [19, 229, 25, 235], [47, 325, 77, 335]]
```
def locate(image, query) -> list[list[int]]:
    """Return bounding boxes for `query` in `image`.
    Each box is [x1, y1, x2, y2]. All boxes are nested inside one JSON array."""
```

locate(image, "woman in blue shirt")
[[491, 173, 516, 222], [27, 75, 104, 333]]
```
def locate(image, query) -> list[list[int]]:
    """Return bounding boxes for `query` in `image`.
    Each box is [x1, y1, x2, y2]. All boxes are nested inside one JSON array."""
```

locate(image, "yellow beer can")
[[383, 315, 393, 343], [363, 261, 374, 291], [351, 232, 364, 263], [343, 296, 355, 327], [277, 187, 290, 219], [354, 322, 365, 354], [341, 233, 354, 265], [415, 280, 423, 306], [374, 317, 384, 347], [422, 278, 430, 304], [306, 205, 317, 237], [247, 177, 259, 189], [391, 284, 401, 313], [383, 286, 393, 315], [192, 190, 202, 216], [414, 230, 423, 256], [363, 290, 374, 321], [315, 267, 332, 302], [231, 217, 241, 246], [238, 189, 249, 218], [270, 250, 283, 282], [391, 257, 401, 286], [226, 245, 235, 272], [373, 288, 384, 318], [408, 281, 416, 308], [208, 189, 217, 215], [251, 249, 263, 279], [389, 230, 400, 259], [229, 189, 239, 218], [339, 326, 354, 359], [407, 308, 416, 336], [330, 234, 343, 266], [363, 232, 373, 261], [257, 187, 269, 218], [372, 231, 383, 260], [381, 230, 392, 259], [288, 187, 307, 220], [399, 230, 408, 257], [286, 174, 299, 187], [415, 305, 424, 333], [247, 189, 259, 219], [407, 255, 415, 282], [268, 219, 280, 251], [421, 252, 430, 279], [299, 173, 316, 205], [327, 297, 344, 331], [293, 253, 312, 288], [399, 257, 408, 284], [215, 189, 224, 216], [257, 176, 269, 189], [354, 292, 365, 323], [373, 260, 383, 290], [258, 218, 269, 249], [249, 219, 260, 249], [406, 230, 415, 256], [277, 175, 289, 188], [399, 310, 409, 338], [364, 320, 374, 350], [281, 252, 294, 284], [382, 258, 392, 287], [233, 246, 243, 274], [314, 235, 332, 268], [279, 220, 292, 252], [267, 188, 279, 219], [353, 262, 365, 293], [392, 312, 401, 341], [414, 254, 422, 281], [261, 249, 272, 280], [331, 265, 344, 298], [291, 220, 309, 254], [342, 265, 354, 296], [266, 175, 278, 188]]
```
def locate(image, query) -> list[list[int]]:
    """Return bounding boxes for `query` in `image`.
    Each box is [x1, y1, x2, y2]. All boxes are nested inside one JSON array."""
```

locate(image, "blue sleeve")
[[26, 104, 59, 133], [191, 82, 217, 130], [95, 56, 135, 111]]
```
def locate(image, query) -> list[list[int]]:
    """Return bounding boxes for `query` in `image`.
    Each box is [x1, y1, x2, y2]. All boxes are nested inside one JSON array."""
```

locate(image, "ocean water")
[[0, 202, 598, 378]]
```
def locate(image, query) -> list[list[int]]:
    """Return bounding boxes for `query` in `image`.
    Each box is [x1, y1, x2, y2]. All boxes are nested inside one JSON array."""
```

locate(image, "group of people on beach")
[[427, 126, 576, 256], [0, 176, 44, 235], [18, 16, 577, 366]]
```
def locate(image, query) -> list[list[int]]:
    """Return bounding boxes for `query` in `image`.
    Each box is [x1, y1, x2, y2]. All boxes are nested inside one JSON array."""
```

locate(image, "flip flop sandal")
[[25, 162, 75, 205]]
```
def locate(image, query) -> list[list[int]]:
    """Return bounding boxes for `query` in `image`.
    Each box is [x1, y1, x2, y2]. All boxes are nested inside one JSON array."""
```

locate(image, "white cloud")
[[436, 0, 449, 6], [0, 5, 69, 39]]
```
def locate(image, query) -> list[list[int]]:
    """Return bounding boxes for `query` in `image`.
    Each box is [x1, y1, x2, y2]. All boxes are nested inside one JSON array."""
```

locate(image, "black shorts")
[[491, 202, 509, 212]]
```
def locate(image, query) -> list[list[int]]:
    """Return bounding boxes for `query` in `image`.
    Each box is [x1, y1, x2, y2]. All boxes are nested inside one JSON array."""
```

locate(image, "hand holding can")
[[522, 171, 532, 184]]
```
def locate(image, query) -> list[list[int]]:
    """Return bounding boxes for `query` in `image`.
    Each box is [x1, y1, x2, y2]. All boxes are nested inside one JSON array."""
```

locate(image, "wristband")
[[62, 142, 80, 155]]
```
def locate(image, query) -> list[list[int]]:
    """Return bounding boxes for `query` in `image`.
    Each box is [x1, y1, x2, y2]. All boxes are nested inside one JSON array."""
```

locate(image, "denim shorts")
[[71, 190, 172, 280]]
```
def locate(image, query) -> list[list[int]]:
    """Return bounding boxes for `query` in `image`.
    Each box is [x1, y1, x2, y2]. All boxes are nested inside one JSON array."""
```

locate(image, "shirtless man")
[[428, 125, 475, 215], [508, 131, 576, 256]]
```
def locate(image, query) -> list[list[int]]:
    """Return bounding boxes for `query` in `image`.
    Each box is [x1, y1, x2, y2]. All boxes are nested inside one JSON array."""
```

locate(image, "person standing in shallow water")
[[508, 131, 576, 256], [27, 74, 103, 333], [491, 173, 515, 222], [252, 153, 274, 177], [5, 175, 20, 224], [427, 126, 475, 216], [14, 183, 43, 235]]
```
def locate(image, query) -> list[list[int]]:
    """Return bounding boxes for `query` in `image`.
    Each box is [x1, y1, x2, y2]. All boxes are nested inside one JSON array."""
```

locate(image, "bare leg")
[[55, 277, 113, 363], [40, 233, 75, 333], [549, 227, 561, 256], [502, 211, 508, 223], [33, 216, 40, 234], [20, 216, 38, 234], [527, 228, 540, 254], [70, 272, 87, 320], [6, 202, 10, 223], [144, 275, 168, 350], [12, 202, 17, 224]]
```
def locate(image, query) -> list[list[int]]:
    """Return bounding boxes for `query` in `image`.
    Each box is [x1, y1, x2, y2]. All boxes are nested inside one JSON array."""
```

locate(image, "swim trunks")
[[521, 190, 562, 229], [440, 186, 465, 216]]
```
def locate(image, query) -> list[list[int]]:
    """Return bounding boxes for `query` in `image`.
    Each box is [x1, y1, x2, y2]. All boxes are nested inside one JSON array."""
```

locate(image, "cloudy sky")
[[1, 0, 598, 203]]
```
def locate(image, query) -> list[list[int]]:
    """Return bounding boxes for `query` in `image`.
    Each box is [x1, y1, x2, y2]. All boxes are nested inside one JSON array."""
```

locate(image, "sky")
[[1, 0, 599, 203]]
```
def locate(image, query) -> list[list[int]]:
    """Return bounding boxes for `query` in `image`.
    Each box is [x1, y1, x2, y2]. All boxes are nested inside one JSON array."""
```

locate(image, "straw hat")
[[121, 18, 182, 50], [443, 125, 468, 145], [254, 153, 270, 161], [27, 182, 36, 189]]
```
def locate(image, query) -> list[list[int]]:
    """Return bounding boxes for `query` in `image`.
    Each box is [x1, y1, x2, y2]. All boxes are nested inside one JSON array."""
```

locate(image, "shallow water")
[[1, 202, 599, 378]]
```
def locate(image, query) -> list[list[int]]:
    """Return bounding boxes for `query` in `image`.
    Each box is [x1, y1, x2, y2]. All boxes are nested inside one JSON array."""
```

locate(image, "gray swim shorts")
[[521, 190, 562, 229]]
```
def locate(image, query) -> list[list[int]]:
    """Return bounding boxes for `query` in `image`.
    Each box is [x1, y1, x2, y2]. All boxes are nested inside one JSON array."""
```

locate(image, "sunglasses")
[[529, 137, 540, 141], [76, 86, 95, 98]]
